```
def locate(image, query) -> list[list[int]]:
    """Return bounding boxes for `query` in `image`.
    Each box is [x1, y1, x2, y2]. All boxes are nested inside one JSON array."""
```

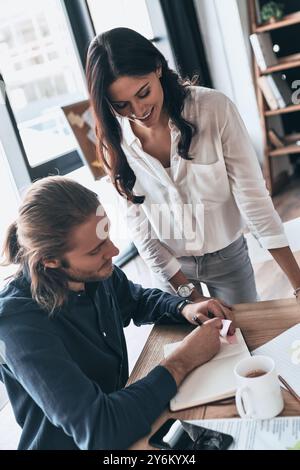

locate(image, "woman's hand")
[[181, 298, 236, 335]]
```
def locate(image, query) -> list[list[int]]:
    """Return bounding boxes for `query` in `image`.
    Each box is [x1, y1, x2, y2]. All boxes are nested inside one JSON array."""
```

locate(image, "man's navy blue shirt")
[[0, 266, 186, 449]]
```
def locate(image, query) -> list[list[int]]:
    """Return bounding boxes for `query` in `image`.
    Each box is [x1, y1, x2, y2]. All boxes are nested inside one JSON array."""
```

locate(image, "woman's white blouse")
[[114, 86, 288, 281]]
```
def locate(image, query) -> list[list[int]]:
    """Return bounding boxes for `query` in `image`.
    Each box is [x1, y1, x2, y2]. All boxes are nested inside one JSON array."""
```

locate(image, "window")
[[87, 0, 154, 39], [0, 141, 20, 421], [0, 0, 87, 170], [88, 0, 177, 77], [0, 141, 19, 278]]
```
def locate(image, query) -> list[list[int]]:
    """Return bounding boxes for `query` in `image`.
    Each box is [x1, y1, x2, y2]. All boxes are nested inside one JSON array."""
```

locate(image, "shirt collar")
[[119, 116, 178, 148], [119, 117, 137, 147], [168, 119, 177, 132]]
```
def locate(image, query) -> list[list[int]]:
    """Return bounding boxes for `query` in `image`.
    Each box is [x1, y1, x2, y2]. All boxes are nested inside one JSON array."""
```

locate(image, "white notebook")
[[253, 323, 300, 395], [164, 329, 250, 411]]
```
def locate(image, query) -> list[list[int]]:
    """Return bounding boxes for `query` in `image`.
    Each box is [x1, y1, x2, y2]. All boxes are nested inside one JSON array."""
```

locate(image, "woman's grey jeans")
[[152, 235, 258, 305]]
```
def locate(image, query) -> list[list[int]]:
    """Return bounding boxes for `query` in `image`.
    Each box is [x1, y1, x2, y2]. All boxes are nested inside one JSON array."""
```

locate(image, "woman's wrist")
[[190, 289, 207, 302]]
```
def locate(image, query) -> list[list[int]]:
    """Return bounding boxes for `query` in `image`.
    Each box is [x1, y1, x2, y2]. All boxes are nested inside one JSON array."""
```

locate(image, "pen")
[[193, 312, 215, 326], [278, 375, 300, 403], [192, 315, 203, 326]]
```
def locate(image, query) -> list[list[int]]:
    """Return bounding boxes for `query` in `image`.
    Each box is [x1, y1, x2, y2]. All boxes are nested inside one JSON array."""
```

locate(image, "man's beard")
[[62, 265, 114, 284]]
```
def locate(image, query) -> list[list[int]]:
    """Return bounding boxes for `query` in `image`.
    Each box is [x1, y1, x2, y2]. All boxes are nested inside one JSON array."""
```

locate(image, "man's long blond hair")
[[1, 176, 99, 314]]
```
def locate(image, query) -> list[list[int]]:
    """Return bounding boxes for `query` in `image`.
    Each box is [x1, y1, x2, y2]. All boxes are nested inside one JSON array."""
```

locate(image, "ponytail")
[[1, 176, 101, 313], [1, 221, 22, 266]]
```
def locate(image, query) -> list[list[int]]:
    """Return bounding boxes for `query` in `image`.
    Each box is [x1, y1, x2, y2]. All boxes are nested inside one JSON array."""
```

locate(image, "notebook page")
[[164, 329, 250, 410], [164, 329, 247, 361], [253, 323, 300, 395]]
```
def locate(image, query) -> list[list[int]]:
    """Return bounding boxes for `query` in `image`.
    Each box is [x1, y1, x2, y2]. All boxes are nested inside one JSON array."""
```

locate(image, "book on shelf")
[[258, 76, 279, 110], [258, 73, 292, 110], [250, 32, 278, 71], [266, 73, 292, 108], [268, 129, 285, 148]]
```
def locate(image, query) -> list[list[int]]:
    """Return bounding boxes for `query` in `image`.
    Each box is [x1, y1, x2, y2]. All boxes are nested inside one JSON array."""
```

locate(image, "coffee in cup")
[[245, 369, 266, 378], [234, 355, 284, 419]]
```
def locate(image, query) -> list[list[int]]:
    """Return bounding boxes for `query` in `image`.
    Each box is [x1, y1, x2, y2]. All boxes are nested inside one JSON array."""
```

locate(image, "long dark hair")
[[86, 27, 197, 204], [1, 176, 99, 314]]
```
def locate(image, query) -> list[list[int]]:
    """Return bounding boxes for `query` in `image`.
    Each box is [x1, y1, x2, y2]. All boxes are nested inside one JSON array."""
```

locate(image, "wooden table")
[[128, 298, 300, 450]]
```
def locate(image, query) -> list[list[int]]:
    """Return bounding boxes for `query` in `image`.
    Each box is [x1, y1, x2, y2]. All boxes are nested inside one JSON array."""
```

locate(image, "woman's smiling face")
[[107, 69, 164, 128]]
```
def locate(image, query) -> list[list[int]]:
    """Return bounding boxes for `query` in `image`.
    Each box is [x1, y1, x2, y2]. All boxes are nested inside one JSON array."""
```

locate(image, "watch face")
[[178, 285, 191, 298]]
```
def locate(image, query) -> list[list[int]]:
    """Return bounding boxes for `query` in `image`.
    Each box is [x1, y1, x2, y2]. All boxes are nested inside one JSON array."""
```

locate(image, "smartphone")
[[149, 419, 234, 450]]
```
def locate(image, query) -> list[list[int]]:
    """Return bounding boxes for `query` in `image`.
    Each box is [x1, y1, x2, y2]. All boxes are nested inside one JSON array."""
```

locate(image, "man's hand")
[[161, 318, 222, 386], [181, 298, 236, 335]]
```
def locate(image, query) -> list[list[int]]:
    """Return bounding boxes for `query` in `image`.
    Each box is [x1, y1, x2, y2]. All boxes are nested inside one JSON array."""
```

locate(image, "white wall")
[[194, 0, 264, 162], [194, 0, 291, 177]]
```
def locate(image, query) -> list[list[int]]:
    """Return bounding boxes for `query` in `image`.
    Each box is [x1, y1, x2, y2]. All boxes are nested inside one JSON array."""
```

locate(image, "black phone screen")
[[149, 419, 234, 450]]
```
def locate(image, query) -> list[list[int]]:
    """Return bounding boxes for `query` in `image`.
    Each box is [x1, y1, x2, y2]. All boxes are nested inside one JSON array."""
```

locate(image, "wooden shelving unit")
[[268, 144, 300, 157], [248, 1, 300, 195], [254, 11, 300, 32], [261, 58, 300, 75], [264, 104, 300, 117]]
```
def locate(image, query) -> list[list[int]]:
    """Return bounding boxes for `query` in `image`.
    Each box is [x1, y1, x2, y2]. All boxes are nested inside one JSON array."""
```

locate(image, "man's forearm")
[[268, 246, 300, 290], [160, 357, 188, 387]]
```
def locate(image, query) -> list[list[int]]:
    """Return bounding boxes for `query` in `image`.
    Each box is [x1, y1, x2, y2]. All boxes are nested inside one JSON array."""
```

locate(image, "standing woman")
[[86, 27, 300, 315]]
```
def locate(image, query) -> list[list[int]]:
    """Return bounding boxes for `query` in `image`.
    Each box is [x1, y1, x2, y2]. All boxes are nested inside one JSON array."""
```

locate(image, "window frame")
[[0, 0, 96, 182]]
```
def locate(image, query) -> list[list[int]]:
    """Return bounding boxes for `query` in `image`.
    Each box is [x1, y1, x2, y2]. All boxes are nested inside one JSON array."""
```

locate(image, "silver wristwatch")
[[177, 283, 195, 298]]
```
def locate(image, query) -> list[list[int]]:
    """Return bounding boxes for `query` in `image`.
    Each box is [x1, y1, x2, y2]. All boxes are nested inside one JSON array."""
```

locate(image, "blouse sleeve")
[[118, 195, 181, 281], [220, 95, 288, 249]]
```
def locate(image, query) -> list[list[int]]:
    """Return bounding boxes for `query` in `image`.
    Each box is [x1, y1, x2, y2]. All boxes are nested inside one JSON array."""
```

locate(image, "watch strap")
[[176, 299, 193, 316]]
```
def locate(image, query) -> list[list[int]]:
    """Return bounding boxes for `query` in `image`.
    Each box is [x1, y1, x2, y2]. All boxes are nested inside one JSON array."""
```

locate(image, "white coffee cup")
[[234, 355, 284, 419]]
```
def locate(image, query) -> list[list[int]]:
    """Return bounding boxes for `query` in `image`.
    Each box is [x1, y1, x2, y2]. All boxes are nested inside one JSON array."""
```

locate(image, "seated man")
[[0, 176, 233, 450]]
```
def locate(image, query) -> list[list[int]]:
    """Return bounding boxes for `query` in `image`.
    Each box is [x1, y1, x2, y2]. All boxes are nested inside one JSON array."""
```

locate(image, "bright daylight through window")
[[0, 0, 87, 167], [87, 0, 153, 39]]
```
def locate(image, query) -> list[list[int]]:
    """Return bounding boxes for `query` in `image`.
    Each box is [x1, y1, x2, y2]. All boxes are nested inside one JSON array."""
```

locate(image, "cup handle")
[[236, 386, 254, 418]]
